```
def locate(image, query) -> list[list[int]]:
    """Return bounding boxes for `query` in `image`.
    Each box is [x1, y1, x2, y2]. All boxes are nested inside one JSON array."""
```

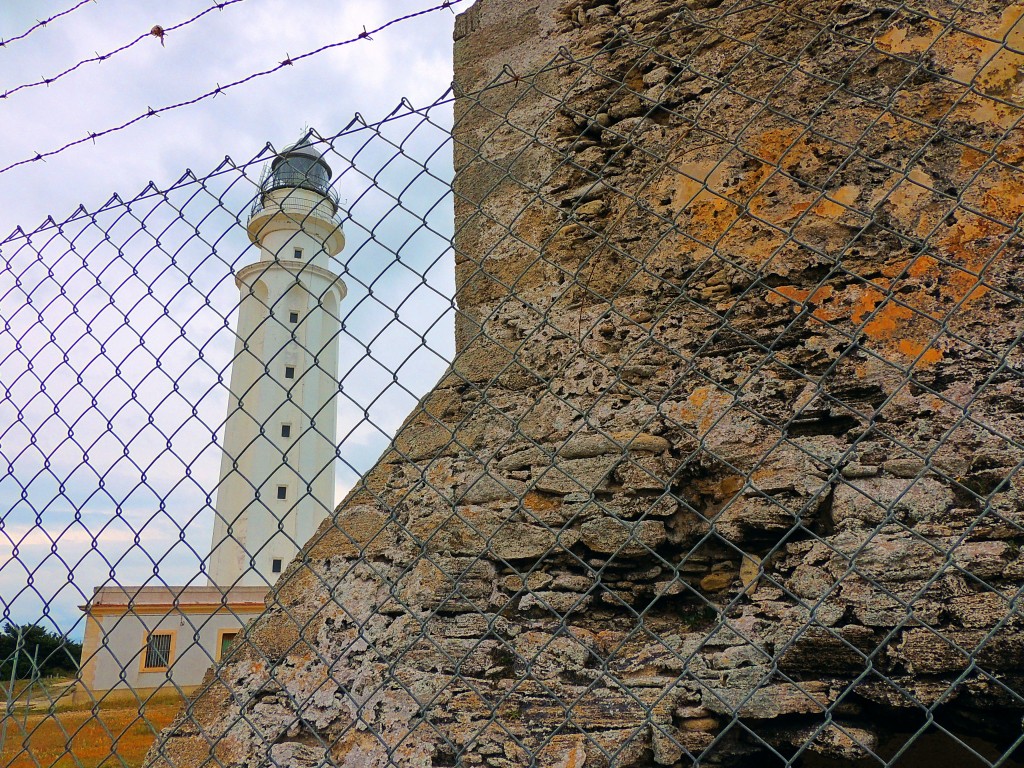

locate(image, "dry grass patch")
[[0, 689, 182, 768]]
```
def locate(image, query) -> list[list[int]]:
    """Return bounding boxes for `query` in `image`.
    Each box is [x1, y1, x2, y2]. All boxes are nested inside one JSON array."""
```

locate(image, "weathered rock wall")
[[152, 0, 1024, 765]]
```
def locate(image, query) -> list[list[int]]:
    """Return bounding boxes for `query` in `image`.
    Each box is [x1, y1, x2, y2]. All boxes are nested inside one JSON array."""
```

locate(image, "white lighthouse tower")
[[77, 136, 347, 701], [208, 134, 346, 587]]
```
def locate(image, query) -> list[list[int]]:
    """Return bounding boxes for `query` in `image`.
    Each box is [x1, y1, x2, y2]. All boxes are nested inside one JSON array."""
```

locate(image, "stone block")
[[558, 431, 669, 459], [703, 680, 832, 719], [458, 473, 528, 504], [490, 522, 560, 560], [408, 505, 507, 555], [699, 571, 735, 592], [534, 456, 619, 494], [616, 455, 681, 490], [832, 476, 953, 528], [519, 590, 592, 614], [580, 517, 666, 555], [566, 493, 678, 521], [312, 506, 398, 559], [712, 496, 799, 543], [397, 556, 496, 612]]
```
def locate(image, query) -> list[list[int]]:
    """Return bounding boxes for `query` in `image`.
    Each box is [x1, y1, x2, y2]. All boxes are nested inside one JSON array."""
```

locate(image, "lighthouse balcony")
[[249, 183, 341, 225], [246, 187, 345, 256]]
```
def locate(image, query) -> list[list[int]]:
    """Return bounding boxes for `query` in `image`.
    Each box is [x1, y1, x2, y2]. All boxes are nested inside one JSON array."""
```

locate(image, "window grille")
[[142, 633, 172, 671]]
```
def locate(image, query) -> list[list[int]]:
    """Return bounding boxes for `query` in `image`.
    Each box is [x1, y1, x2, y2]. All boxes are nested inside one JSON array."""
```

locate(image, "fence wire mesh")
[[3, 0, 1024, 767]]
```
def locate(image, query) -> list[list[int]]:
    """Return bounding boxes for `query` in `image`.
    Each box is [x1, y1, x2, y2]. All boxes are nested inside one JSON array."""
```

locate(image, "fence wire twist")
[[3, 0, 1024, 767]]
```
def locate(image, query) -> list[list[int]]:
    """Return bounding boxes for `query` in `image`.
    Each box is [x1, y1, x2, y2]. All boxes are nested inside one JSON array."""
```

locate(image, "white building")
[[77, 135, 346, 700], [76, 585, 268, 700]]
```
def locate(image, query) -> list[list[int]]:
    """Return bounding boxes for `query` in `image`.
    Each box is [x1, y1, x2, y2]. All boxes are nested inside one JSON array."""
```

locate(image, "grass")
[[0, 676, 77, 710], [0, 685, 183, 768]]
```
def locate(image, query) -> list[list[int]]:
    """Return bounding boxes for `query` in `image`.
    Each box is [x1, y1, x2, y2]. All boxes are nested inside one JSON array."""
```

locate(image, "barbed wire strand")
[[0, 0, 97, 50], [0, 0, 249, 102], [0, 0, 466, 178]]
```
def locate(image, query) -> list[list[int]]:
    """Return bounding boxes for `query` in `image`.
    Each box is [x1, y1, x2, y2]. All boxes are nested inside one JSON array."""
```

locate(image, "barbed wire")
[[0, 0, 466, 178], [0, 0, 249, 103], [0, 0, 97, 50]]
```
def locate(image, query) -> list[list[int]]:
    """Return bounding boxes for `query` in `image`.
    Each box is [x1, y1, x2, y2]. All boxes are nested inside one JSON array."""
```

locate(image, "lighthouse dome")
[[262, 134, 333, 197]]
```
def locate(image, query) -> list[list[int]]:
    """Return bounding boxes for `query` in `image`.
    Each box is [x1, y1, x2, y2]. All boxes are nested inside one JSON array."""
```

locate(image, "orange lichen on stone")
[[766, 285, 810, 307], [523, 491, 560, 512], [667, 385, 734, 435], [853, 293, 946, 368], [875, 19, 944, 54], [679, 174, 744, 244], [750, 125, 806, 165], [930, 210, 1012, 308], [765, 275, 952, 369], [748, 173, 819, 227], [766, 285, 841, 323], [717, 217, 789, 268], [975, 177, 1024, 224], [811, 185, 861, 220], [670, 160, 718, 208], [862, 300, 914, 340], [883, 167, 948, 238], [975, 5, 1024, 98], [850, 285, 888, 326], [995, 129, 1024, 166], [718, 475, 745, 499], [923, 5, 1024, 91], [898, 338, 944, 366]]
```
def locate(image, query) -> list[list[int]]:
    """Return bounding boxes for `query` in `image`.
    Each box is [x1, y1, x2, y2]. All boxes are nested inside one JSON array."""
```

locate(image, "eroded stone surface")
[[149, 0, 1024, 765]]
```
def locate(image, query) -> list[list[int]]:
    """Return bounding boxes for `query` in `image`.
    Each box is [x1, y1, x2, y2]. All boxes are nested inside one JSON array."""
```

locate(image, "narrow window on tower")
[[276, 485, 288, 500], [280, 423, 292, 439], [288, 311, 299, 324], [284, 366, 295, 379], [272, 559, 283, 573], [293, 248, 303, 260]]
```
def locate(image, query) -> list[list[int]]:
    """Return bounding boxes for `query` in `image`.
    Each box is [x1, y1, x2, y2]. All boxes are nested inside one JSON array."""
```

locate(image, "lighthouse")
[[76, 135, 347, 701], [207, 134, 346, 587]]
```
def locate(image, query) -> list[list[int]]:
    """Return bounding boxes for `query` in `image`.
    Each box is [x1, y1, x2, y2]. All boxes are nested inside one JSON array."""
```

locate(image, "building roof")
[[81, 584, 269, 612]]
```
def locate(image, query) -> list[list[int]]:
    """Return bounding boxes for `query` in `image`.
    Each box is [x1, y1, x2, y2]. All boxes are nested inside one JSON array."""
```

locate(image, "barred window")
[[142, 632, 173, 671]]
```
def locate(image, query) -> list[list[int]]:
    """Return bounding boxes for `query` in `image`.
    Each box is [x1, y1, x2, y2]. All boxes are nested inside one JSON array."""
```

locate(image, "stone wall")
[[150, 0, 1024, 765]]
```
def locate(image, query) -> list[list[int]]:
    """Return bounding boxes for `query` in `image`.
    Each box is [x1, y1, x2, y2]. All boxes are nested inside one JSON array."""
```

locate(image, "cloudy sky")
[[0, 0, 459, 231], [0, 0, 462, 640]]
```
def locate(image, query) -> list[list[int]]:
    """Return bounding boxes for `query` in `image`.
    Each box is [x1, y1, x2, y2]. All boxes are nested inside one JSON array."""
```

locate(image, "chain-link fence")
[[4, 0, 1024, 766], [0, 97, 458, 766]]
